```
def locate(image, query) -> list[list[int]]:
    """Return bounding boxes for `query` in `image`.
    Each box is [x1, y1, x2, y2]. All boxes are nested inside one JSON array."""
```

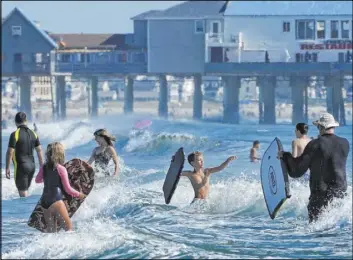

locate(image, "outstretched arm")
[[180, 171, 193, 177], [206, 156, 237, 175], [279, 140, 317, 178]]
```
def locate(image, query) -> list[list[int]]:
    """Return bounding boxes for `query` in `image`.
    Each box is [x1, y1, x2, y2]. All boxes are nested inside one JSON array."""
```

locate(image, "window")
[[296, 20, 315, 40], [283, 22, 290, 32], [295, 52, 318, 63], [339, 51, 352, 63], [341, 20, 349, 39], [195, 20, 204, 34], [316, 21, 325, 39], [330, 21, 339, 38], [11, 26, 22, 36], [61, 54, 70, 62], [118, 53, 127, 63], [211, 22, 220, 34]]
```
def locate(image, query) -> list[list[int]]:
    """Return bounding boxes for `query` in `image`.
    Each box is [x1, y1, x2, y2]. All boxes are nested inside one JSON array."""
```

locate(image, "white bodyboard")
[[260, 138, 291, 219]]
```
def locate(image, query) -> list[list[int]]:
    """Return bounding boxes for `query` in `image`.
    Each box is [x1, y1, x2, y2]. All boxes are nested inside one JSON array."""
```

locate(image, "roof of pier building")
[[132, 1, 227, 20], [49, 33, 138, 50], [224, 1, 352, 16]]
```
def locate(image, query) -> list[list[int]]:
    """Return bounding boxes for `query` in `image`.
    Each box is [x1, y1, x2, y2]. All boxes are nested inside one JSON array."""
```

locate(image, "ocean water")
[[1, 114, 352, 259]]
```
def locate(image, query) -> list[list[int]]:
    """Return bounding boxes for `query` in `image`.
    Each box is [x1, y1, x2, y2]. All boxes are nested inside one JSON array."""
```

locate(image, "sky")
[[2, 1, 183, 33]]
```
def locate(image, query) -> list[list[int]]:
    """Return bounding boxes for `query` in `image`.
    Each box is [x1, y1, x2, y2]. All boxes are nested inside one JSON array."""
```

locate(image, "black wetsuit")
[[41, 165, 64, 209], [282, 133, 350, 223], [8, 125, 40, 191]]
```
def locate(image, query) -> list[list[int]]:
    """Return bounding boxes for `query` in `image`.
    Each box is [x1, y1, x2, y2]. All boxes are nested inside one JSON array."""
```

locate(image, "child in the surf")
[[88, 129, 120, 176], [35, 142, 86, 232], [180, 151, 237, 204], [250, 140, 261, 162]]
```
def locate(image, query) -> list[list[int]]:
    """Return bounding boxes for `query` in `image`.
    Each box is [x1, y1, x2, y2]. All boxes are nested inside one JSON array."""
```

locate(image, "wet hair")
[[45, 142, 65, 170], [296, 123, 308, 135], [253, 140, 260, 146], [187, 151, 202, 165], [15, 112, 26, 124], [94, 128, 116, 146]]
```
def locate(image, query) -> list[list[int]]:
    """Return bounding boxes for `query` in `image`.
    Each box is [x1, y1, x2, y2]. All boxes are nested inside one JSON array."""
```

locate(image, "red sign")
[[300, 40, 352, 50]]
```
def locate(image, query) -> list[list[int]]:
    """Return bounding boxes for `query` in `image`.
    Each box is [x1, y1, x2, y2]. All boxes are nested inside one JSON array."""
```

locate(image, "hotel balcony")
[[205, 33, 243, 48]]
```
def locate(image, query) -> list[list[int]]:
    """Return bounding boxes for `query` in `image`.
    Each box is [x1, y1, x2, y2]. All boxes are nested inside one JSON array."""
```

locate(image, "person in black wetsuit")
[[278, 113, 350, 223], [88, 129, 120, 176], [5, 112, 44, 197]]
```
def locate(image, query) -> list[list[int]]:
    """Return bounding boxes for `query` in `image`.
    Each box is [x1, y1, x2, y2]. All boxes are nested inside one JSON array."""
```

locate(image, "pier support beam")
[[222, 76, 240, 124], [19, 76, 32, 121], [325, 75, 346, 125], [158, 75, 168, 118], [124, 75, 134, 114], [50, 76, 57, 120], [257, 76, 276, 124], [56, 76, 66, 120], [290, 76, 307, 124], [91, 76, 98, 117], [193, 74, 203, 120]]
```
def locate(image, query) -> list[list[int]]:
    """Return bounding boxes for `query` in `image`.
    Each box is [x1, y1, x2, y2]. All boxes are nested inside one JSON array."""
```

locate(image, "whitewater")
[[1, 114, 352, 259]]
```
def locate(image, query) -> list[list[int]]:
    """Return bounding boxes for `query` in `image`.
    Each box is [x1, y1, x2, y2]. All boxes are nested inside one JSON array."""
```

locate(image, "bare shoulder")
[[107, 146, 116, 153]]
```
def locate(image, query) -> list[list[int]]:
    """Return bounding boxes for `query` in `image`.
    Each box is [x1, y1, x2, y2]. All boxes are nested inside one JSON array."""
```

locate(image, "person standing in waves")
[[88, 129, 120, 176], [6, 112, 44, 197], [278, 113, 350, 223]]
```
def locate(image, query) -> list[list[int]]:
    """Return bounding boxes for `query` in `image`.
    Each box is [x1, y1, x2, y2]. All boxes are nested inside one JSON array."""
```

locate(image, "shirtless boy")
[[180, 151, 237, 203], [292, 123, 311, 157], [292, 123, 311, 181], [250, 140, 261, 162]]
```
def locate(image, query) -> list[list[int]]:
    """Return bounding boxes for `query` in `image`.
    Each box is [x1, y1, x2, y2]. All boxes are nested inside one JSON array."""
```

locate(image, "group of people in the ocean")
[[5, 112, 120, 231], [5, 110, 350, 231]]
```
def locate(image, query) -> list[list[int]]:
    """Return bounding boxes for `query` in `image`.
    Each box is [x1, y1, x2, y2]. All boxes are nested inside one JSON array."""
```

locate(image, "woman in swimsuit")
[[88, 129, 120, 176], [35, 142, 86, 232]]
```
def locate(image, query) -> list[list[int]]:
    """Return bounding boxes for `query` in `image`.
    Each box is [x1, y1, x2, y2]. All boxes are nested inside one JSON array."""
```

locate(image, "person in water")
[[88, 129, 120, 176], [33, 123, 38, 132], [35, 142, 86, 232], [278, 113, 350, 223], [6, 112, 44, 197], [180, 151, 237, 204], [250, 140, 261, 162], [292, 123, 311, 158], [292, 123, 311, 181]]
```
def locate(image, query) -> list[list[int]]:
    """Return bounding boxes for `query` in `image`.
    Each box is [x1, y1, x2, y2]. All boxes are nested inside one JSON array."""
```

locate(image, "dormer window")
[[12, 26, 22, 36]]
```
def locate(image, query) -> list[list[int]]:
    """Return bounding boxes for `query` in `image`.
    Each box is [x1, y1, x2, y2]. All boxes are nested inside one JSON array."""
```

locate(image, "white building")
[[206, 1, 352, 63]]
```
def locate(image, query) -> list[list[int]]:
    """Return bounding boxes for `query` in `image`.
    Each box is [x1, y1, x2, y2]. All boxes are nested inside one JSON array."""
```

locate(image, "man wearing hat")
[[278, 113, 350, 223]]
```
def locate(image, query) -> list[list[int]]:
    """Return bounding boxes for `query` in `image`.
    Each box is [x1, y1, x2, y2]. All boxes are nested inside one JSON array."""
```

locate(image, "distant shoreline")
[[2, 99, 352, 125]]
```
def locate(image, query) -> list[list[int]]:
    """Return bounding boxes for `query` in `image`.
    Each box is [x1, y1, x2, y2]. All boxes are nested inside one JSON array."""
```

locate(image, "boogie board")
[[260, 138, 291, 219], [163, 147, 185, 204], [27, 158, 95, 232]]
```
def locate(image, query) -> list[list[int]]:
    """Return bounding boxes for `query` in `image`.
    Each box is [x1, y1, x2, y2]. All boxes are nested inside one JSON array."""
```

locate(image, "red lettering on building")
[[300, 42, 353, 50]]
